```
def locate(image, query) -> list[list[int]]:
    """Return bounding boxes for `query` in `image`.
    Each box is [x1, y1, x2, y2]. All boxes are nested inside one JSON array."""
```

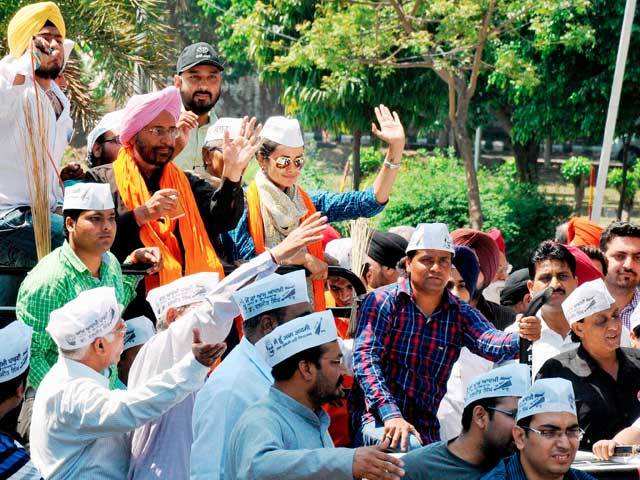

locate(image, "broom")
[[347, 217, 373, 338]]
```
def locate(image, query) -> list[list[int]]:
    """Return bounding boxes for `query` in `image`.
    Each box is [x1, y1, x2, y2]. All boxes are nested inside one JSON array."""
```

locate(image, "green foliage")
[[374, 154, 570, 267], [561, 156, 592, 185], [608, 164, 640, 202], [353, 147, 384, 178]]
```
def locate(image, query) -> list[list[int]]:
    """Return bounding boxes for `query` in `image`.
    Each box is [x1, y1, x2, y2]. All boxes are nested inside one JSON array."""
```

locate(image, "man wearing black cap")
[[500, 268, 531, 315], [173, 42, 225, 171], [363, 231, 408, 290]]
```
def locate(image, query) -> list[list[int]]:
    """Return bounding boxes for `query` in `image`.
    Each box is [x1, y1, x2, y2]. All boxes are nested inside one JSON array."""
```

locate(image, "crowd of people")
[[2, 3, 640, 480]]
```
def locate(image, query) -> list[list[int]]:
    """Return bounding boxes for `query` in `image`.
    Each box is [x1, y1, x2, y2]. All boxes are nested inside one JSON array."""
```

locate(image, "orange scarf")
[[246, 180, 326, 311], [113, 147, 224, 289]]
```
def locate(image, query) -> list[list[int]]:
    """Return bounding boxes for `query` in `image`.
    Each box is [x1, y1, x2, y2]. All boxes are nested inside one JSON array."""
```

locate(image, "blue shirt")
[[231, 187, 385, 260], [480, 453, 596, 480], [0, 431, 41, 479]]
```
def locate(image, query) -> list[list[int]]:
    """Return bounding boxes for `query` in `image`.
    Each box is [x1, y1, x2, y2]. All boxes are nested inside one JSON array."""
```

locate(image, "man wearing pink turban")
[[87, 86, 245, 314]]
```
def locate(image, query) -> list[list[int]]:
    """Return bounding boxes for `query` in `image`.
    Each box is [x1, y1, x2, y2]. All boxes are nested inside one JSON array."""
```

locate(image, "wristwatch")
[[383, 160, 401, 169]]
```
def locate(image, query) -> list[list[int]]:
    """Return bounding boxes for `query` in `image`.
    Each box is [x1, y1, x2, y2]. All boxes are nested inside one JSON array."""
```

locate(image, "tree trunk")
[[544, 136, 552, 168], [513, 140, 540, 183], [574, 179, 585, 214], [452, 119, 483, 229], [352, 130, 362, 191], [618, 135, 632, 220]]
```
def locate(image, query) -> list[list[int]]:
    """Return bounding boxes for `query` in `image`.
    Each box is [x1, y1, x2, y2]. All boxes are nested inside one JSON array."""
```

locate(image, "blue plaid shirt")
[[480, 453, 596, 480], [351, 278, 519, 444], [231, 187, 385, 260]]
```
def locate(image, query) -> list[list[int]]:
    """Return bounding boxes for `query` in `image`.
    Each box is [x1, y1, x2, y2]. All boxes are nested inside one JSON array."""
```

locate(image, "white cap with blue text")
[[406, 223, 455, 254], [232, 269, 309, 321], [562, 278, 615, 325], [204, 117, 244, 147], [261, 116, 304, 148], [47, 287, 122, 350], [464, 363, 531, 408], [262, 310, 338, 367], [516, 378, 577, 421], [147, 272, 220, 321], [87, 109, 124, 154], [63, 183, 115, 211], [124, 316, 156, 351], [0, 321, 32, 383]]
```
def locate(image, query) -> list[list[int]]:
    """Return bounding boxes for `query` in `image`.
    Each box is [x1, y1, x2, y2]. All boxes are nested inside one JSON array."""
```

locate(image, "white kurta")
[[191, 336, 273, 480], [30, 353, 208, 480], [0, 54, 71, 213], [128, 252, 277, 480]]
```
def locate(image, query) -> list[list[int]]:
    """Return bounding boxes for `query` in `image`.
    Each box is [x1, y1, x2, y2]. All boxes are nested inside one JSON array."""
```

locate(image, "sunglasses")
[[274, 156, 305, 169]]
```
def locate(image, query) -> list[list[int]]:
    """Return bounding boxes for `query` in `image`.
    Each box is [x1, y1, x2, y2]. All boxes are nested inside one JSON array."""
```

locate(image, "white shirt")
[[128, 252, 277, 480], [172, 113, 217, 171], [191, 336, 274, 480], [30, 352, 208, 480], [0, 54, 72, 213]]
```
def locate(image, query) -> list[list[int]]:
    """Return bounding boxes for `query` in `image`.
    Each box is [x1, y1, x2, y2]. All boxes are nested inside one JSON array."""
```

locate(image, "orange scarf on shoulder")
[[246, 180, 326, 311], [113, 147, 224, 290]]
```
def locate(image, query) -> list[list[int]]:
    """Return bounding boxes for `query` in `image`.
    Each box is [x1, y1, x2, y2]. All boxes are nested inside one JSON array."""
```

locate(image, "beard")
[[181, 88, 220, 115], [134, 137, 174, 167], [481, 435, 516, 467], [35, 63, 63, 80], [310, 374, 345, 406]]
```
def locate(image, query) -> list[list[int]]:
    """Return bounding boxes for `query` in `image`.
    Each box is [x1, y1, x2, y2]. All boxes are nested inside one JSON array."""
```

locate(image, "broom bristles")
[[350, 217, 373, 280]]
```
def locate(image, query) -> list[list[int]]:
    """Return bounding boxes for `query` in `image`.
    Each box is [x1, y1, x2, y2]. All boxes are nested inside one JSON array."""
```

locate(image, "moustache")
[[552, 288, 566, 295], [193, 91, 212, 98]]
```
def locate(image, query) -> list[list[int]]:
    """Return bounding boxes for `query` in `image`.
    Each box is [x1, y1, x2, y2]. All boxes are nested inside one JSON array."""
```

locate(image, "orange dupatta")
[[246, 180, 326, 311], [113, 147, 224, 290]]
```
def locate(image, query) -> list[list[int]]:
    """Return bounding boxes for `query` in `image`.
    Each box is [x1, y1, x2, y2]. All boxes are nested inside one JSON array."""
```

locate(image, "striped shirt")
[[351, 277, 519, 444], [480, 453, 596, 479], [619, 287, 640, 331], [16, 241, 139, 388], [0, 432, 41, 479]]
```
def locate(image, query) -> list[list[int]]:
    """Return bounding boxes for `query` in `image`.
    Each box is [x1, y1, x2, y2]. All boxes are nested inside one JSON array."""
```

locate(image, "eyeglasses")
[[487, 407, 518, 419], [274, 156, 305, 169], [143, 127, 180, 139], [520, 426, 584, 441], [101, 136, 120, 145]]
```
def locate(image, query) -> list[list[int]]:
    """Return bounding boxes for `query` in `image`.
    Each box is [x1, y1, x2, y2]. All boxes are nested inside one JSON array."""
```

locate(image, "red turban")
[[321, 225, 341, 249], [451, 228, 500, 289], [567, 217, 603, 248], [487, 228, 506, 254], [566, 245, 603, 285]]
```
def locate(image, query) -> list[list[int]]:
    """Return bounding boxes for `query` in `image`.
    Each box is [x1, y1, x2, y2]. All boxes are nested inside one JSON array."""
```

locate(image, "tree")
[[251, 0, 592, 228], [560, 156, 592, 214], [200, 0, 447, 189]]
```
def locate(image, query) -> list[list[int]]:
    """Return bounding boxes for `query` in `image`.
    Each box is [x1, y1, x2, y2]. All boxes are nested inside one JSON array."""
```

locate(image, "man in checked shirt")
[[351, 222, 541, 452]]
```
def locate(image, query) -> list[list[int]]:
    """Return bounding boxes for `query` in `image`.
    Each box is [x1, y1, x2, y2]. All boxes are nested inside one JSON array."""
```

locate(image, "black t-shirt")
[[537, 345, 640, 450], [476, 295, 517, 331]]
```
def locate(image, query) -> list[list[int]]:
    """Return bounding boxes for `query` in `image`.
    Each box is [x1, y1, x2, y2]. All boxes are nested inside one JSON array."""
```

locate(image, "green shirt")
[[16, 241, 140, 389]]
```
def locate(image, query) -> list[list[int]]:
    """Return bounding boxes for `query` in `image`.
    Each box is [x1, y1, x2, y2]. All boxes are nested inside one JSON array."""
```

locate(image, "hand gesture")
[[352, 437, 406, 480], [372, 105, 405, 152], [30, 36, 53, 70], [270, 212, 328, 263], [125, 247, 162, 274], [305, 255, 329, 281], [191, 328, 227, 367], [222, 116, 263, 182], [518, 315, 541, 342], [175, 111, 199, 154], [383, 417, 422, 452]]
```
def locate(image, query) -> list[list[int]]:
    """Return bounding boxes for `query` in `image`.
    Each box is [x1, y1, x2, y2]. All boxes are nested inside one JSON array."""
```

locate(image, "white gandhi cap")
[[124, 316, 156, 351], [406, 223, 455, 254], [261, 116, 304, 148], [516, 378, 577, 422], [47, 287, 122, 350], [464, 363, 531, 408], [561, 278, 615, 325], [63, 183, 115, 211], [0, 321, 32, 383], [146, 272, 220, 322], [204, 117, 244, 148], [232, 269, 309, 321], [262, 310, 338, 368]]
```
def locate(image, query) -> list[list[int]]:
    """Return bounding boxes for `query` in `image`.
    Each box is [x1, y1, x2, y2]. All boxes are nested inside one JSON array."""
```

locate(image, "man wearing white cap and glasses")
[[225, 310, 406, 480], [86, 109, 124, 168], [232, 105, 405, 310], [116, 316, 155, 386], [0, 320, 40, 479], [29, 286, 226, 479], [352, 223, 541, 451], [481, 378, 595, 480], [403, 364, 530, 480], [537, 278, 640, 450], [15, 183, 160, 438], [128, 214, 327, 480], [191, 268, 312, 479]]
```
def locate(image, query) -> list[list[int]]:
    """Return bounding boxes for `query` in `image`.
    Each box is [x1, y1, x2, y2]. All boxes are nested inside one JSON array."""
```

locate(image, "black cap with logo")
[[176, 42, 225, 74]]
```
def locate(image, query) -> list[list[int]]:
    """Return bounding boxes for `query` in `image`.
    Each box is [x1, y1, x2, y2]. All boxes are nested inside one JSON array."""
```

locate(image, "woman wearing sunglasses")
[[232, 105, 405, 310]]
